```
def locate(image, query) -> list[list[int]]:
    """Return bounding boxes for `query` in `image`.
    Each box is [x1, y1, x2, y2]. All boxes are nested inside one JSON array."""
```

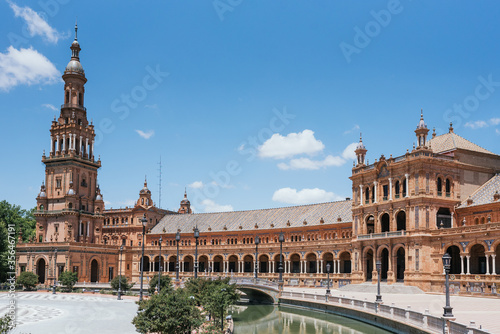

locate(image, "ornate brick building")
[[16, 28, 500, 295]]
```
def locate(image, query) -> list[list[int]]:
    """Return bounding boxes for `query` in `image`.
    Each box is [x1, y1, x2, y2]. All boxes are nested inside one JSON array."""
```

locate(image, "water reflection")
[[231, 304, 392, 334]]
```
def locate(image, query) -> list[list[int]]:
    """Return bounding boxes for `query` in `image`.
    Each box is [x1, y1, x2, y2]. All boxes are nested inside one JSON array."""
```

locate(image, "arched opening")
[[36, 258, 46, 284], [402, 178, 407, 197], [371, 186, 375, 203], [339, 252, 351, 273], [306, 253, 317, 273], [259, 254, 269, 273], [213, 255, 223, 273], [140, 256, 150, 272], [153, 256, 163, 272], [90, 259, 99, 282], [437, 208, 452, 228], [168, 256, 177, 272], [470, 244, 486, 274], [365, 249, 374, 281], [396, 211, 406, 231], [366, 215, 375, 234], [323, 252, 333, 273], [446, 246, 461, 275], [184, 255, 194, 272], [395, 180, 400, 198], [380, 248, 389, 280], [496, 244, 500, 275], [273, 254, 281, 274], [437, 177, 443, 196], [445, 179, 451, 196], [199, 255, 208, 273], [228, 255, 238, 273], [243, 255, 253, 273], [365, 187, 370, 204], [290, 253, 301, 273], [396, 248, 405, 281], [381, 213, 390, 233]]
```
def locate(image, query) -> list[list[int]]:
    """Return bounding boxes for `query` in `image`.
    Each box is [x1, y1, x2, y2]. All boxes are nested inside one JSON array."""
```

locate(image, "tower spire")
[[75, 19, 78, 41], [415, 109, 429, 149]]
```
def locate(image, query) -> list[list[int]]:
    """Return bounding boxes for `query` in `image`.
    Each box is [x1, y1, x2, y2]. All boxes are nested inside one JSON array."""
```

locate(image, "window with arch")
[[365, 187, 370, 204], [445, 179, 451, 197], [437, 177, 443, 196], [141, 198, 144, 205], [395, 180, 400, 198], [402, 178, 407, 197], [39, 204, 44, 210], [66, 91, 70, 104]]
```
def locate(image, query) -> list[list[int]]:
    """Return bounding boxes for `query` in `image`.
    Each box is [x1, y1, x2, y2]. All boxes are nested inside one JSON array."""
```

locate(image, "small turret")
[[354, 133, 367, 166]]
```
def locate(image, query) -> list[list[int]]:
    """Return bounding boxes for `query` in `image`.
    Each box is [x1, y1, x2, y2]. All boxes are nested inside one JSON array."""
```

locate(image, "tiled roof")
[[427, 132, 494, 155], [151, 200, 352, 234], [458, 174, 500, 208]]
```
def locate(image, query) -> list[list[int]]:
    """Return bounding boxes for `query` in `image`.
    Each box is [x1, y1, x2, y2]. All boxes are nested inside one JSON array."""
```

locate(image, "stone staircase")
[[339, 282, 424, 294]]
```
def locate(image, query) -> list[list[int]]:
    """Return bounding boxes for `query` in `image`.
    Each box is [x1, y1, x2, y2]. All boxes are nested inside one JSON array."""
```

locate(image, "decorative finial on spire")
[[421, 108, 423, 119], [144, 175, 147, 186], [360, 132, 362, 141], [449, 122, 454, 133], [184, 187, 187, 198], [75, 19, 78, 40]]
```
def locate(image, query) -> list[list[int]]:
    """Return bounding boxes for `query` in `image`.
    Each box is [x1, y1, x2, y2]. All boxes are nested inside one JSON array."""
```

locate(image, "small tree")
[[133, 288, 203, 334], [0, 314, 15, 334], [16, 271, 38, 291], [110, 275, 134, 292], [59, 271, 78, 292], [148, 273, 173, 295]]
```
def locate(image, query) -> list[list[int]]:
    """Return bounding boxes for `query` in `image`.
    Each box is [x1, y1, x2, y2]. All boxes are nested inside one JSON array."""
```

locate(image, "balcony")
[[357, 230, 406, 240], [61, 103, 86, 112]]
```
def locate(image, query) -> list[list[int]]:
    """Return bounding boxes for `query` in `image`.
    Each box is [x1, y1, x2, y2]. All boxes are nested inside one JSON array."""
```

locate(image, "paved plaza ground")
[[1, 288, 500, 333], [0, 292, 139, 334]]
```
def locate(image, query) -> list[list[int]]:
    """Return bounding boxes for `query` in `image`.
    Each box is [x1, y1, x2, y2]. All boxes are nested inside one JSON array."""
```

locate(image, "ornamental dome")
[[96, 194, 102, 201], [140, 178, 151, 194], [417, 110, 427, 129], [38, 183, 47, 198], [65, 60, 84, 74]]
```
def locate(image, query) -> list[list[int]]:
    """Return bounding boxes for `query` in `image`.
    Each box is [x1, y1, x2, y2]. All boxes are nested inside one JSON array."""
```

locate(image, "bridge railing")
[[229, 278, 280, 291], [280, 292, 490, 334]]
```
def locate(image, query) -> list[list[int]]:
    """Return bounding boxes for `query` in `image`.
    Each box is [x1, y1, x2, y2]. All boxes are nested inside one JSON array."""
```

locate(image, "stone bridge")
[[229, 278, 281, 304]]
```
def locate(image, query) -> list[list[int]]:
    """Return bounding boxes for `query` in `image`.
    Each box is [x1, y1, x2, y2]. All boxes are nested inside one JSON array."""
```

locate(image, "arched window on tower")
[[66, 91, 70, 104], [395, 180, 400, 198], [437, 177, 443, 196], [78, 93, 83, 106], [445, 179, 451, 197], [365, 187, 369, 204]]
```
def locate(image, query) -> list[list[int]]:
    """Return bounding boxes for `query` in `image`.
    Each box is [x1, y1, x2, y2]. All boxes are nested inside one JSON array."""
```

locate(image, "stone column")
[[466, 256, 471, 275], [460, 255, 464, 275], [85, 138, 89, 156], [50, 136, 53, 154], [288, 261, 291, 274], [68, 135, 72, 153], [492, 255, 497, 275], [486, 254, 490, 275], [62, 134, 66, 152], [389, 177, 393, 200], [91, 140, 94, 159], [359, 185, 363, 206], [79, 136, 83, 155], [320, 260, 323, 274], [337, 260, 341, 274], [405, 174, 410, 197], [73, 134, 76, 150], [373, 181, 378, 203], [56, 135, 60, 153]]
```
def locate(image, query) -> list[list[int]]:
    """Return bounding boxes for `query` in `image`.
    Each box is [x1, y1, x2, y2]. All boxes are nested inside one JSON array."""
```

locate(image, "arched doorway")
[[213, 255, 223, 273], [437, 208, 452, 228], [184, 255, 194, 272], [396, 248, 405, 281], [396, 211, 406, 231], [228, 255, 238, 273], [366, 215, 375, 234], [339, 252, 351, 273], [446, 246, 461, 275], [259, 255, 269, 273], [365, 249, 374, 281], [36, 258, 46, 284], [381, 213, 390, 233], [470, 244, 486, 274], [90, 259, 99, 282], [199, 255, 209, 273], [243, 255, 253, 273], [306, 253, 317, 273], [141, 256, 150, 272], [380, 248, 389, 280], [168, 256, 177, 272], [290, 253, 301, 273]]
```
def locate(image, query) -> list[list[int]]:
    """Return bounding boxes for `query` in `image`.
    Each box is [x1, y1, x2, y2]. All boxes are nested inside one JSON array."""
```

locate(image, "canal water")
[[231, 304, 393, 334]]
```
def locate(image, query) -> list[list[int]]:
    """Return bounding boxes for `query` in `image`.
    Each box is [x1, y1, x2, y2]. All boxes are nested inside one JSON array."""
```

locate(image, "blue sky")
[[1, 1, 500, 213]]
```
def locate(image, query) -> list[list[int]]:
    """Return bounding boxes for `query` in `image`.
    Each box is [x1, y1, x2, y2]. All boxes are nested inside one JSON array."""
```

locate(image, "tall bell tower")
[[35, 24, 104, 244]]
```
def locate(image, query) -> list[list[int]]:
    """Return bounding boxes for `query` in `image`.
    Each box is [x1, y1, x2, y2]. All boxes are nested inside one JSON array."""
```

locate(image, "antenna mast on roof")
[[158, 156, 162, 209]]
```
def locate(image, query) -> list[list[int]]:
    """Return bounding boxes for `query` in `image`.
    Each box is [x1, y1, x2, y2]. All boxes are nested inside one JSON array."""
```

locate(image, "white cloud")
[[9, 2, 64, 43], [343, 124, 360, 134], [341, 142, 358, 160], [258, 129, 324, 159], [278, 155, 345, 170], [42, 103, 57, 111], [272, 187, 343, 205], [464, 120, 488, 129], [496, 129, 500, 135], [201, 199, 233, 213], [135, 129, 154, 139], [188, 181, 204, 189], [490, 118, 500, 126], [0, 46, 60, 91], [237, 144, 245, 151]]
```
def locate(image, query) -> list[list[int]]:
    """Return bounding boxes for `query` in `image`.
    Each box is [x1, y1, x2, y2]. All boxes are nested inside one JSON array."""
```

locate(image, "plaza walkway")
[[284, 285, 500, 334]]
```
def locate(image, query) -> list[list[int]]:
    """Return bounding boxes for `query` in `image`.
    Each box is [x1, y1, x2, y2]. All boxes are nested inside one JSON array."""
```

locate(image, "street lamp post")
[[209, 266, 212, 280], [139, 214, 147, 301], [278, 231, 284, 284], [375, 260, 382, 303], [254, 236, 260, 280], [175, 231, 180, 282], [157, 237, 162, 293], [442, 253, 454, 318], [118, 245, 123, 300], [326, 263, 331, 296], [194, 227, 199, 279], [52, 248, 57, 294]]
